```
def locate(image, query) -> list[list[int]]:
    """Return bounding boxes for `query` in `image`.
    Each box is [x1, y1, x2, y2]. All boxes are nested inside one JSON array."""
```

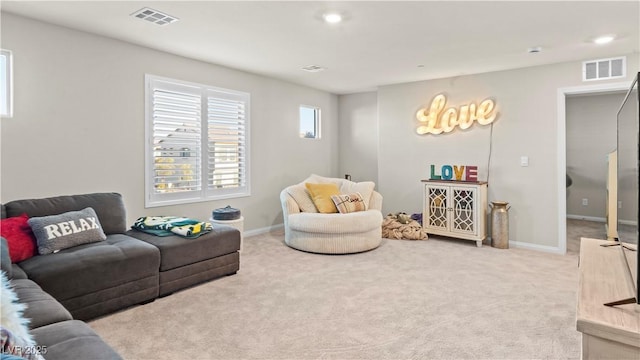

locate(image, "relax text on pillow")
[[43, 217, 100, 240]]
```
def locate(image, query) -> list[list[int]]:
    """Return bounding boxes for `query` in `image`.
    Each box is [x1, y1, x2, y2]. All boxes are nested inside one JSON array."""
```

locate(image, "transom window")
[[145, 75, 250, 207], [1, 49, 13, 118], [299, 105, 320, 139]]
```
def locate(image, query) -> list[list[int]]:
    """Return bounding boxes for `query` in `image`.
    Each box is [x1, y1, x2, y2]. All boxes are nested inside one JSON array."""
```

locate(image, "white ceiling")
[[1, 1, 639, 94]]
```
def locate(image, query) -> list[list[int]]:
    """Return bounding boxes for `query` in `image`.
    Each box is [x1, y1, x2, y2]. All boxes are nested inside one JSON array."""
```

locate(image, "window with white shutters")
[[207, 93, 247, 193], [145, 75, 250, 207]]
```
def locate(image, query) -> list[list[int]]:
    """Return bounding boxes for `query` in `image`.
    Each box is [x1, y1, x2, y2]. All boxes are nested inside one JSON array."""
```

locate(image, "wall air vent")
[[582, 56, 626, 81], [131, 8, 179, 26]]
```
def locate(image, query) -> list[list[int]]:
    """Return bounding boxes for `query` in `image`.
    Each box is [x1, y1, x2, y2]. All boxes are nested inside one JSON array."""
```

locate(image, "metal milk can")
[[490, 201, 510, 249]]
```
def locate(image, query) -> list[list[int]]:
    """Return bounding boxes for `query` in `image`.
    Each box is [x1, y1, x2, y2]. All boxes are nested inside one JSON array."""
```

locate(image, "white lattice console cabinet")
[[421, 180, 488, 247]]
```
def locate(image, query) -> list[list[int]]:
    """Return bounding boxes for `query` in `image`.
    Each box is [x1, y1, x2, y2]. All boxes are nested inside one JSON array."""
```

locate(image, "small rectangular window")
[[1, 49, 13, 118], [299, 105, 320, 139]]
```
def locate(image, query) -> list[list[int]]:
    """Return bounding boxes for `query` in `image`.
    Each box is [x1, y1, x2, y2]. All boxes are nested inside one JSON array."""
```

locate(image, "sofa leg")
[[140, 298, 156, 305]]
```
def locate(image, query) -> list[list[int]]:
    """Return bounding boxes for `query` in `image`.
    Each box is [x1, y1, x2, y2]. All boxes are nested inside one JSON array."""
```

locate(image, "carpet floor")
[[89, 231, 581, 359], [566, 218, 638, 254]]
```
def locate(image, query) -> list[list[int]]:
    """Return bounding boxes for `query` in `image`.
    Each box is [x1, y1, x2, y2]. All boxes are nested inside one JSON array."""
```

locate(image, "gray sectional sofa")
[[2, 261, 122, 359], [1, 192, 241, 359]]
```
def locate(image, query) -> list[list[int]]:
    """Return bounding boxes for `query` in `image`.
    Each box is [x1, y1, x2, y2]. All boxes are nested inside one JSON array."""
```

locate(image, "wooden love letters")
[[430, 164, 478, 182]]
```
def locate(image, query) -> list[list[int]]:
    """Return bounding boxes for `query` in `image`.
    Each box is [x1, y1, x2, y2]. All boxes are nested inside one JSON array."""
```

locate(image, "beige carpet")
[[566, 218, 638, 254], [89, 231, 581, 359], [566, 219, 605, 255]]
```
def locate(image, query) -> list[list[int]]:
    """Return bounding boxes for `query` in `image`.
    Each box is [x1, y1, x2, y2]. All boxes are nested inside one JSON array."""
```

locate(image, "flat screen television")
[[616, 71, 639, 305]]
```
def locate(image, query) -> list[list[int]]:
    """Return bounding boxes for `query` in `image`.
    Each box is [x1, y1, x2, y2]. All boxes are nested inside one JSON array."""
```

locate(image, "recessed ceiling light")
[[527, 46, 542, 53], [594, 35, 615, 45], [323, 12, 343, 24], [302, 65, 326, 73]]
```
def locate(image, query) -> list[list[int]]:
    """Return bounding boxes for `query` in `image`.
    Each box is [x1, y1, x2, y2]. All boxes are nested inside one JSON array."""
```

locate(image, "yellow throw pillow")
[[305, 183, 340, 213]]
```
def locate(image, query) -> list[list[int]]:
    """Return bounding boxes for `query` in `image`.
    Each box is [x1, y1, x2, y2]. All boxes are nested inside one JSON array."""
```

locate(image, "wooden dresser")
[[577, 238, 639, 359]]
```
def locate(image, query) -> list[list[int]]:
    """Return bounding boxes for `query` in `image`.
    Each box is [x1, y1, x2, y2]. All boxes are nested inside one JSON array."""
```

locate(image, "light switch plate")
[[520, 156, 529, 167]]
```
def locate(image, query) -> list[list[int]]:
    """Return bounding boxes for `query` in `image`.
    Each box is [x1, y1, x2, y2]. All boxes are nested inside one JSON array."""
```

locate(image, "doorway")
[[557, 82, 631, 254]]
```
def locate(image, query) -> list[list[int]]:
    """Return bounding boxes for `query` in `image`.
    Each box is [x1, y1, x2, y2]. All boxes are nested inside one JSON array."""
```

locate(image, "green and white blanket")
[[132, 216, 213, 238]]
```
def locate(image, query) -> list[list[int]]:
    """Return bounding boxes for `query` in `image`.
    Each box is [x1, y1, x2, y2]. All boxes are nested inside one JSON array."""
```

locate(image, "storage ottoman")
[[127, 225, 240, 296]]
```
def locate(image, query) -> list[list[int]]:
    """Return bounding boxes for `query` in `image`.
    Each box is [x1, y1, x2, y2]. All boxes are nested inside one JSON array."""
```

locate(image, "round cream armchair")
[[280, 175, 383, 254]]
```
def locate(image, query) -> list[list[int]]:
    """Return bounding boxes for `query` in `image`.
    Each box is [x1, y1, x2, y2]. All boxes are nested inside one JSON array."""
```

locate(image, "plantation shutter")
[[150, 79, 202, 199], [207, 91, 247, 192], [145, 75, 250, 207]]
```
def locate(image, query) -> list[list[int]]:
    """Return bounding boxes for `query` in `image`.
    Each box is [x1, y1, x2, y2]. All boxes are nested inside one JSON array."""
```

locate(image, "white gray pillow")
[[28, 207, 107, 255]]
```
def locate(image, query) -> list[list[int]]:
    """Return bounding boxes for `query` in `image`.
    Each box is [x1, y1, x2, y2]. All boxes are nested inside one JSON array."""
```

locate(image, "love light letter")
[[416, 94, 498, 135]]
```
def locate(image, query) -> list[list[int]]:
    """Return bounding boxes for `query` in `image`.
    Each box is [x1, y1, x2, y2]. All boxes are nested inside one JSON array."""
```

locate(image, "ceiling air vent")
[[131, 7, 179, 26], [582, 56, 626, 81]]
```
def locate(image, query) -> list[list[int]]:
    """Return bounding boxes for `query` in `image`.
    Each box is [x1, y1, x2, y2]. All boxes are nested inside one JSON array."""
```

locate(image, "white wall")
[[0, 13, 339, 230], [373, 57, 638, 250], [337, 92, 378, 184], [3, 12, 638, 250]]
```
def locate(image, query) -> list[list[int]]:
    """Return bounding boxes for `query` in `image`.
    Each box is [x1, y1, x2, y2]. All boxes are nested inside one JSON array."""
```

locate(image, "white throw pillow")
[[286, 175, 342, 213], [340, 181, 376, 209], [286, 175, 377, 212], [0, 271, 44, 359], [286, 183, 318, 213]]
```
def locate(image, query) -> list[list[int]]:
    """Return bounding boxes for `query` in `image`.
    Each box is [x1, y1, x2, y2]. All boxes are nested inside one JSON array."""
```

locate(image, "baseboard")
[[249, 226, 565, 254], [567, 214, 637, 226], [508, 240, 565, 255], [619, 219, 638, 226], [244, 223, 284, 237], [566, 214, 605, 223]]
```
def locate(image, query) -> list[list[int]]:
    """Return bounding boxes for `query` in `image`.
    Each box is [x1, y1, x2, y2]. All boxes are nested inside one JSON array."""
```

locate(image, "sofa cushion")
[[11, 265, 28, 280], [11, 279, 73, 329], [1, 327, 45, 360], [340, 181, 376, 209], [288, 209, 383, 234], [331, 193, 366, 214], [127, 226, 240, 272], [30, 320, 122, 360], [305, 183, 340, 213], [0, 272, 42, 360], [285, 175, 341, 214], [17, 234, 160, 306], [0, 214, 37, 262], [289, 176, 377, 211], [285, 183, 317, 213], [1, 238, 13, 278], [306, 174, 342, 185], [28, 207, 107, 255], [3, 193, 127, 235]]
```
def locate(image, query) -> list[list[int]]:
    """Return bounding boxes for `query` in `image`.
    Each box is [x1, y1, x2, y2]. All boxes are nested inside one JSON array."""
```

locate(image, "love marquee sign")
[[416, 94, 498, 135]]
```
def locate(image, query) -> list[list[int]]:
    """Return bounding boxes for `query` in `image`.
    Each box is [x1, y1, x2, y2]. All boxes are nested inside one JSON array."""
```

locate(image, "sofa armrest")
[[280, 189, 301, 216]]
